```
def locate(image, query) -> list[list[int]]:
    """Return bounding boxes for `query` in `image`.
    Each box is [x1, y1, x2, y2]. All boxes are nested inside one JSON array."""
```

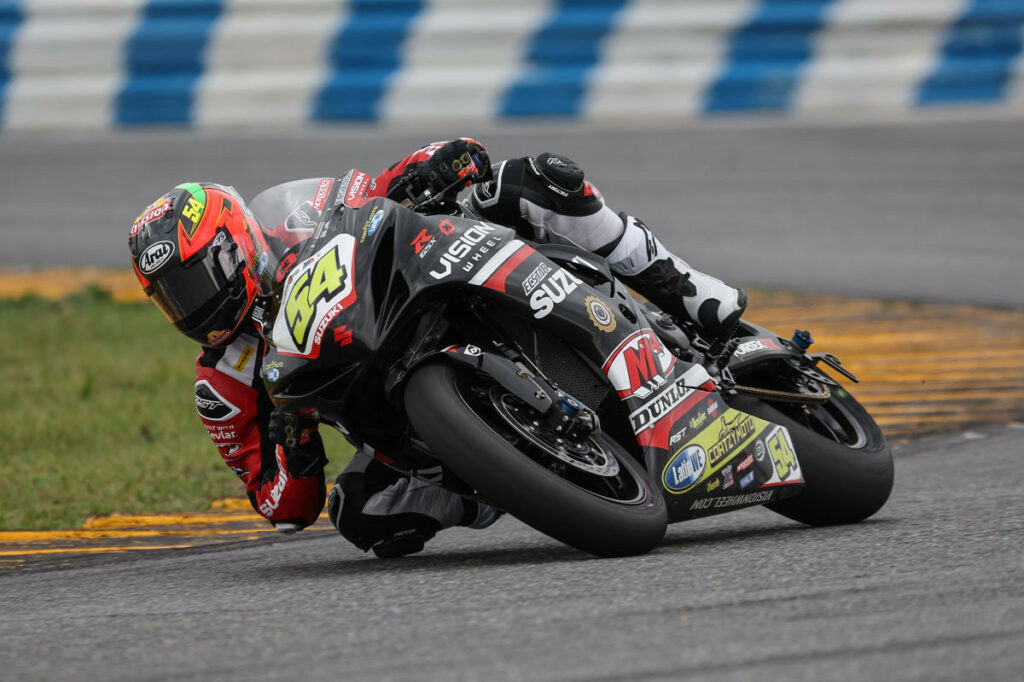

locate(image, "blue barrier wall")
[[1, 0, 1022, 130]]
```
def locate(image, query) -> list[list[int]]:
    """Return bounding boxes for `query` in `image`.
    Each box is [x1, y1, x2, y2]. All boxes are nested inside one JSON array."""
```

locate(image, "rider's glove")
[[425, 138, 492, 197], [268, 408, 327, 478]]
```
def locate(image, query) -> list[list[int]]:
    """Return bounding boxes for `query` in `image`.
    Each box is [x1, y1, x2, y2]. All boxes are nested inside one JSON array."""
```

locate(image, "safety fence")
[[1, 0, 1022, 130]]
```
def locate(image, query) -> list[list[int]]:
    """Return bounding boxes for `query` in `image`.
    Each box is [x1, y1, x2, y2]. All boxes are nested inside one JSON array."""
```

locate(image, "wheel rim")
[[456, 374, 648, 505], [489, 387, 621, 477], [784, 394, 869, 449]]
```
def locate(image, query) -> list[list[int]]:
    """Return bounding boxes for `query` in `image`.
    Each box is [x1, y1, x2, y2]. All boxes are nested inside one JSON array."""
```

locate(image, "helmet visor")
[[147, 237, 249, 343]]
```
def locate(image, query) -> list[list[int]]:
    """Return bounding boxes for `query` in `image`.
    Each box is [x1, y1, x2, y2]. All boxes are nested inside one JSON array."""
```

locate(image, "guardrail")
[[1, 0, 1022, 130]]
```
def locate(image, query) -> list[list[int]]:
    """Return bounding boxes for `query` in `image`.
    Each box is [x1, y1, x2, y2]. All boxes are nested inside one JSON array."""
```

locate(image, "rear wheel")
[[728, 388, 894, 525], [405, 361, 667, 557]]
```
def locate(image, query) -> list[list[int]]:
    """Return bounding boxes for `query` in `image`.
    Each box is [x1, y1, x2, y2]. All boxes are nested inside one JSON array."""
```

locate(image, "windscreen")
[[248, 177, 337, 232]]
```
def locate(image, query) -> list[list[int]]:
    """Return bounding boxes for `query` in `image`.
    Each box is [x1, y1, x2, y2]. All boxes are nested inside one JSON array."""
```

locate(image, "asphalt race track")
[[1, 426, 1021, 681], [1, 116, 1023, 681]]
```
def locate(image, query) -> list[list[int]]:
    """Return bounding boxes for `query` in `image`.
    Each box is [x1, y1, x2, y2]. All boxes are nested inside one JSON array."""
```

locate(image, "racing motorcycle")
[[249, 172, 894, 558]]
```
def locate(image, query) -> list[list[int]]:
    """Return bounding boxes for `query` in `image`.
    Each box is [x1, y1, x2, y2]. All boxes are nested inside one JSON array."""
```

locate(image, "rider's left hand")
[[269, 408, 327, 478]]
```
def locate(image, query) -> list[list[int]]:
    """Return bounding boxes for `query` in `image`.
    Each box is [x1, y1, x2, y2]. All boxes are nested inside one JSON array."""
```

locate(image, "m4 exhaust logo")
[[602, 329, 677, 399]]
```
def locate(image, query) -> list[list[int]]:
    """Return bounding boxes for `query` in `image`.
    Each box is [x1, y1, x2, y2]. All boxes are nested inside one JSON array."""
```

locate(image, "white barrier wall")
[[1, 0, 1022, 130]]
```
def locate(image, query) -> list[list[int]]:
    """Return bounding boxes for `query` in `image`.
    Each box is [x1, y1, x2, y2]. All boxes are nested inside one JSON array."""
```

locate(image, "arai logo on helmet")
[[139, 241, 175, 274], [663, 445, 707, 493]]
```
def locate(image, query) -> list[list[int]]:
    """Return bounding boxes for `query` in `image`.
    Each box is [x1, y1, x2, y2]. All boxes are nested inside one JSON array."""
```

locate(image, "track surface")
[[2, 426, 1021, 682], [1, 116, 1022, 307], [2, 117, 1022, 680]]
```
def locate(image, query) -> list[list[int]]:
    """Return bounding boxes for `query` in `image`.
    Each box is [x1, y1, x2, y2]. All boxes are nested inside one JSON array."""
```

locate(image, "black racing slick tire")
[[404, 361, 667, 557], [728, 391, 894, 526]]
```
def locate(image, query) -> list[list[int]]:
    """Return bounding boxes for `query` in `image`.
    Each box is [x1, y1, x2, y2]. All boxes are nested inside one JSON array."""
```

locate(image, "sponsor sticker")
[[341, 171, 371, 208], [734, 338, 780, 357], [138, 241, 174, 274], [522, 261, 553, 296], [334, 325, 353, 347], [233, 345, 255, 372], [740, 471, 755, 489], [194, 380, 241, 422], [766, 426, 800, 481], [273, 234, 358, 358], [292, 208, 316, 227], [529, 269, 582, 318], [276, 253, 298, 282], [206, 329, 231, 345], [689, 489, 774, 511], [312, 178, 334, 211], [131, 198, 174, 236], [707, 398, 719, 418], [585, 296, 616, 333], [629, 374, 697, 433], [361, 207, 384, 242], [175, 183, 208, 240], [602, 329, 677, 399], [410, 228, 434, 255], [707, 413, 756, 469], [258, 462, 289, 517], [367, 209, 384, 237], [689, 409, 708, 432], [662, 445, 707, 493], [428, 223, 499, 280]]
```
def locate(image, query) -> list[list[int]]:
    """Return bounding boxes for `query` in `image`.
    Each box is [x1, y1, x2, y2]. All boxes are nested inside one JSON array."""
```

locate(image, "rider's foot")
[[371, 526, 436, 558]]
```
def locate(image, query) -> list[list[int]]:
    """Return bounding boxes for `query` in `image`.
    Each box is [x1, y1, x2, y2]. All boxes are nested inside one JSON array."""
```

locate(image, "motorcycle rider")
[[128, 138, 746, 558]]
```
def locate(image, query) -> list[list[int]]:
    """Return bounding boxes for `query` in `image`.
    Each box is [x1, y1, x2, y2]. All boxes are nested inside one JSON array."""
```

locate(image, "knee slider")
[[528, 153, 585, 198]]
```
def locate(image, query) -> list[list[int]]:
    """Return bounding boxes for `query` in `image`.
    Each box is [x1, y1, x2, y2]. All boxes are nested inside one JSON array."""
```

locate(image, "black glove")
[[425, 138, 492, 197], [268, 408, 327, 478]]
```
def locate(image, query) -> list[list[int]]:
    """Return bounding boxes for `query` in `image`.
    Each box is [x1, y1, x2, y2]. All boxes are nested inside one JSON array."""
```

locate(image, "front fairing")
[[260, 199, 391, 420]]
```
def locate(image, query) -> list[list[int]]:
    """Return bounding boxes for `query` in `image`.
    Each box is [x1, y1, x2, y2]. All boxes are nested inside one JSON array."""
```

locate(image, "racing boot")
[[606, 215, 746, 348]]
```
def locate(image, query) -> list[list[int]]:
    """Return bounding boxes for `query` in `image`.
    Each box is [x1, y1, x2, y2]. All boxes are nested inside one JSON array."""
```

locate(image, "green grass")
[[0, 288, 352, 530]]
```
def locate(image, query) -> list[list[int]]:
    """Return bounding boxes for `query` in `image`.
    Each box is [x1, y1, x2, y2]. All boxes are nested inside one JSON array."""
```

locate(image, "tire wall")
[[2, 0, 1022, 131]]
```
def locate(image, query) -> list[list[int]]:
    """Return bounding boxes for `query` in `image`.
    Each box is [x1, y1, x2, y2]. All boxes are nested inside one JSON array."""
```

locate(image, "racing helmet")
[[129, 182, 271, 346]]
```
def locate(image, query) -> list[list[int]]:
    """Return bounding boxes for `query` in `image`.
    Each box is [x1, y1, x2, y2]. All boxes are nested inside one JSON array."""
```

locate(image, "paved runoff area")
[[1, 270, 1021, 567]]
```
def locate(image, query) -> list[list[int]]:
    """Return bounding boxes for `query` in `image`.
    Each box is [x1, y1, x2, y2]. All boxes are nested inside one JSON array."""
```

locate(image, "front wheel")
[[404, 361, 667, 557], [728, 389, 894, 525]]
